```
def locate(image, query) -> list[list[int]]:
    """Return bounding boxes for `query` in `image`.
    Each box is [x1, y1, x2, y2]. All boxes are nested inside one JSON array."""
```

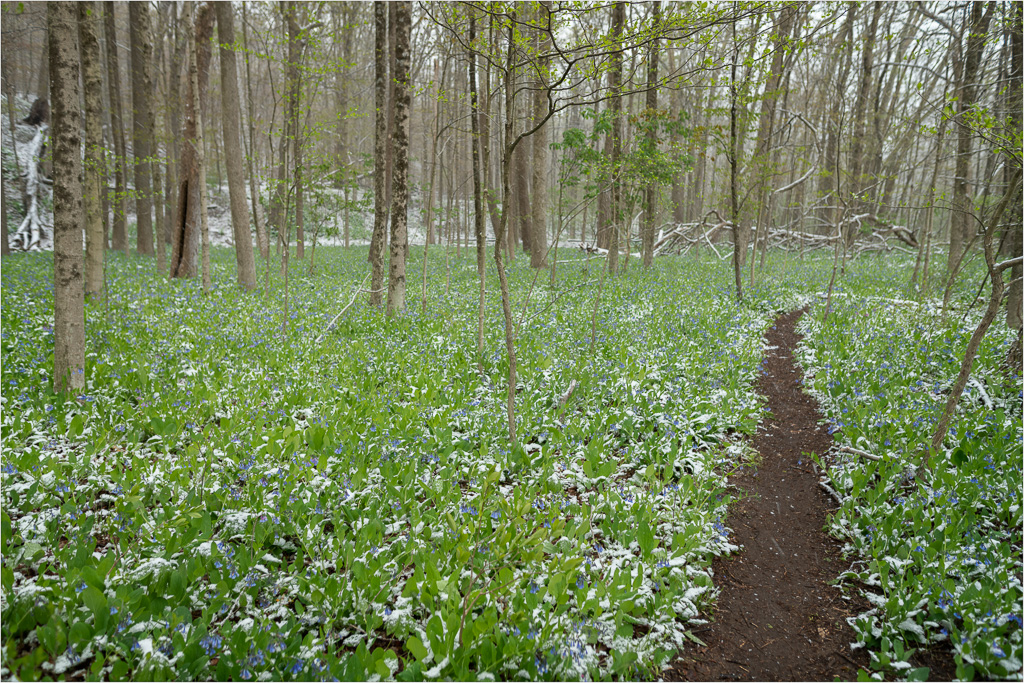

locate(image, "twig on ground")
[[316, 273, 372, 343], [819, 480, 843, 505], [838, 445, 881, 461]]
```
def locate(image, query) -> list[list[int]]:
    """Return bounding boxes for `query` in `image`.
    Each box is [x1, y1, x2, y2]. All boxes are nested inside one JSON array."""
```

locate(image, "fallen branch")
[[838, 444, 882, 462], [819, 480, 844, 505], [315, 273, 371, 343]]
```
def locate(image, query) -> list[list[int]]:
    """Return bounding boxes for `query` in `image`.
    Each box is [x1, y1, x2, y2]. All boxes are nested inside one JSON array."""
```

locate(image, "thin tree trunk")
[[607, 2, 624, 275], [49, 0, 85, 393], [286, 1, 304, 260], [421, 57, 442, 311], [927, 170, 1021, 467], [241, 2, 268, 262], [470, 14, 486, 357], [642, 2, 660, 268], [730, 20, 744, 301], [188, 2, 211, 293], [496, 14, 520, 443], [103, 3, 129, 253]]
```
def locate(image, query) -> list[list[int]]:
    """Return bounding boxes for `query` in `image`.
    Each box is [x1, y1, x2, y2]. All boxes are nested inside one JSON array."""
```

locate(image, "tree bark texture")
[[79, 2, 104, 299], [129, 2, 155, 256], [607, 2, 625, 275], [642, 1, 660, 268], [286, 1, 304, 260], [529, 2, 552, 269], [170, 2, 214, 279], [103, 3, 129, 252], [948, 2, 995, 277], [215, 1, 257, 290], [369, 1, 388, 307], [386, 1, 411, 314], [49, 1, 85, 393]]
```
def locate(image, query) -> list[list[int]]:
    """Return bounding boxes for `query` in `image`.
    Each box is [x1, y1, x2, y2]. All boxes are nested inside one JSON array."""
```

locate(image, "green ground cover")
[[1, 247, 1018, 681]]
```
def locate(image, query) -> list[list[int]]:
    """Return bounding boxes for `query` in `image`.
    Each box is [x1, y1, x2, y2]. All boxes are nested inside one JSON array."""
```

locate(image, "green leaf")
[[406, 636, 428, 662], [82, 586, 108, 630], [638, 517, 655, 556]]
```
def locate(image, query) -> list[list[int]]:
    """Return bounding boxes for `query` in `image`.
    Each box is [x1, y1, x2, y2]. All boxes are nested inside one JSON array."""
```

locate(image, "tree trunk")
[[129, 2, 155, 256], [514, 138, 532, 255], [927, 170, 1021, 468], [642, 2, 660, 268], [480, 22, 502, 243], [469, 14, 486, 356], [241, 2, 268, 262], [1, 172, 7, 256], [496, 14, 520, 443], [1005, 2, 1022, 333], [286, 1, 304, 260], [948, 2, 995, 277], [215, 1, 257, 290], [79, 2, 104, 299], [103, 3, 129, 253], [845, 1, 881, 246], [170, 2, 214, 279], [747, 5, 795, 281], [529, 2, 551, 269], [607, 2, 624, 275], [730, 21, 744, 301], [386, 1, 411, 314], [49, 1, 85, 393], [189, 2, 212, 293], [369, 1, 388, 307]]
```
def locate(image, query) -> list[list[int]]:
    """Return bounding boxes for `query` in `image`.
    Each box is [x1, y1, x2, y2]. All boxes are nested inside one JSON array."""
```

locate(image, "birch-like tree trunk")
[[285, 1, 304, 260], [215, 1, 257, 290], [369, 1, 388, 307], [386, 1, 411, 314], [607, 1, 624, 275], [49, 0, 85, 393]]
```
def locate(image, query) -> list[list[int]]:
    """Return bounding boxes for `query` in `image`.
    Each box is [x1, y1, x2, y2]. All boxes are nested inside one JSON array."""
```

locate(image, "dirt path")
[[665, 309, 870, 681]]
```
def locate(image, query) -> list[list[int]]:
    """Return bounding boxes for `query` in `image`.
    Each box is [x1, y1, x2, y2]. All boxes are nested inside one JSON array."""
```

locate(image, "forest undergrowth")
[[1, 247, 1020, 681]]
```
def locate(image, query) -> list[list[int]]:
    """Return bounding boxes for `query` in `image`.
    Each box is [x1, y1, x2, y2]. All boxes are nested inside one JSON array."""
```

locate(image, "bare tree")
[[49, 1, 85, 393]]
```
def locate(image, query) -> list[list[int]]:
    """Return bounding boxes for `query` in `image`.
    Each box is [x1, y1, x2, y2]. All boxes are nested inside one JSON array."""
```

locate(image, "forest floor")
[[665, 309, 957, 682]]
